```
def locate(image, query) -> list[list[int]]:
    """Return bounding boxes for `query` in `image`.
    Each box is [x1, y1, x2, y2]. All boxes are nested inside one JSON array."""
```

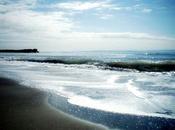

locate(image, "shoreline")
[[49, 93, 175, 130], [0, 77, 107, 130], [1, 76, 175, 130]]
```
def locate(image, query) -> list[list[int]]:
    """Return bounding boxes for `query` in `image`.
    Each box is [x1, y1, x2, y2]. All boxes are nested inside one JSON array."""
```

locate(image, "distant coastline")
[[0, 49, 39, 53]]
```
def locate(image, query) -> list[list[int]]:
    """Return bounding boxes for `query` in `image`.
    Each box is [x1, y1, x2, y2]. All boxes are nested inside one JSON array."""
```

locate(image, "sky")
[[0, 0, 175, 51]]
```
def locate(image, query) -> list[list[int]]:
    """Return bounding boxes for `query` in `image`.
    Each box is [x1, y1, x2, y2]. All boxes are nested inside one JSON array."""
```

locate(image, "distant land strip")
[[0, 49, 39, 53]]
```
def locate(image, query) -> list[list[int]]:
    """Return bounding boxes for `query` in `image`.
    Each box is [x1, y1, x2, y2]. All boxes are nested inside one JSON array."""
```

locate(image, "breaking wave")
[[15, 58, 175, 72]]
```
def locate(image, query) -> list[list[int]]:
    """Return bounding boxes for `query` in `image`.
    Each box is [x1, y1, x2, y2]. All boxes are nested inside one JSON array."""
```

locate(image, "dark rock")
[[0, 49, 39, 53]]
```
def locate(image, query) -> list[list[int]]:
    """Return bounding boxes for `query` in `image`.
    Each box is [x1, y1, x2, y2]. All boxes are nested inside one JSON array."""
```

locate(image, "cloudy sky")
[[0, 0, 175, 51]]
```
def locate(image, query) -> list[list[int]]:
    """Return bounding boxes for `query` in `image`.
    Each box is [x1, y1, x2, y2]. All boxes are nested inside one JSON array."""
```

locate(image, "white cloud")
[[54, 1, 114, 11], [0, 0, 75, 41], [142, 8, 152, 13], [53, 1, 135, 12], [1, 32, 174, 51], [0, 0, 174, 51], [0, 10, 75, 40], [0, 0, 170, 41], [94, 13, 113, 20], [1, 30, 174, 51], [0, 0, 36, 13], [58, 32, 175, 41]]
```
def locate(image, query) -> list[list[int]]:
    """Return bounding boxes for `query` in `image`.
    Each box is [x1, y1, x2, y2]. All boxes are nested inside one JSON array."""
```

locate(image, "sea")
[[0, 50, 175, 130]]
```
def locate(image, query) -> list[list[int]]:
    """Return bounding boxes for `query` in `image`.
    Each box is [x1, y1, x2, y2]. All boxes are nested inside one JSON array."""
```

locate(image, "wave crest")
[[16, 58, 175, 72]]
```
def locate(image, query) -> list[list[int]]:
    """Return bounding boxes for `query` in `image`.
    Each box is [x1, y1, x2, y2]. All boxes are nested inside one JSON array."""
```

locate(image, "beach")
[[0, 50, 175, 130], [0, 77, 107, 130]]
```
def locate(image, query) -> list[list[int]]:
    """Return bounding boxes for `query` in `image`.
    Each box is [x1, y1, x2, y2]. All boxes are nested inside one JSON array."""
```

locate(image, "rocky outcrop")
[[0, 49, 39, 53]]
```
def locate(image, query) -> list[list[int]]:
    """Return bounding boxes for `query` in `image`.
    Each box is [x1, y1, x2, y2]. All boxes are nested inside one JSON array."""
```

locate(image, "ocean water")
[[0, 50, 175, 129]]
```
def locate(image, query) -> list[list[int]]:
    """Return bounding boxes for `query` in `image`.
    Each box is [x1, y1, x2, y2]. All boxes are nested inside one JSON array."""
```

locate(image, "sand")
[[0, 77, 107, 130]]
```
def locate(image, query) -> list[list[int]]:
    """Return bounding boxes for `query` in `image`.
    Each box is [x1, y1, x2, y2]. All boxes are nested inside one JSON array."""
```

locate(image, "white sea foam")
[[0, 59, 175, 119], [127, 80, 145, 99], [107, 75, 119, 84]]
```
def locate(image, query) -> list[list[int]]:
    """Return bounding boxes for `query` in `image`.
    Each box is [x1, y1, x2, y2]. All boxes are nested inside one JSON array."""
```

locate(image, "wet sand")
[[0, 77, 106, 130]]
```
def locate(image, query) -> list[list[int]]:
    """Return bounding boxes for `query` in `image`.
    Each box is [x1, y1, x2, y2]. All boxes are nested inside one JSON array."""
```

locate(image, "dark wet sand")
[[0, 77, 106, 130]]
